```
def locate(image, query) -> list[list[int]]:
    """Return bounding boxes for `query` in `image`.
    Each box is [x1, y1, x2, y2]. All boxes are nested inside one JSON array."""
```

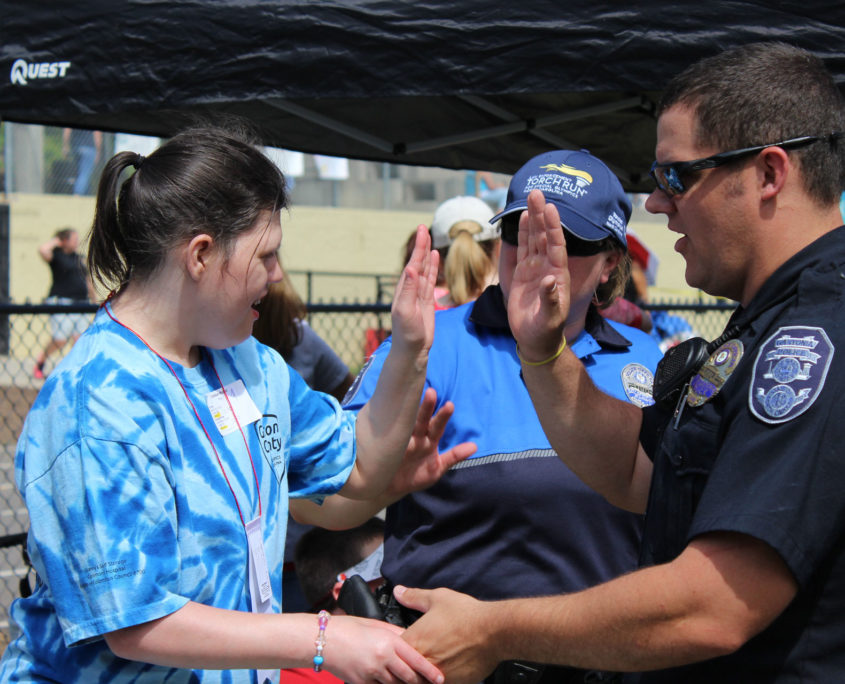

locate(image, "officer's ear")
[[757, 145, 789, 201]]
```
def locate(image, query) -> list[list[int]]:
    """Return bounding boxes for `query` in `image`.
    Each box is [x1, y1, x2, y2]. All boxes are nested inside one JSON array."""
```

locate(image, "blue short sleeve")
[[24, 436, 188, 645], [286, 364, 357, 498]]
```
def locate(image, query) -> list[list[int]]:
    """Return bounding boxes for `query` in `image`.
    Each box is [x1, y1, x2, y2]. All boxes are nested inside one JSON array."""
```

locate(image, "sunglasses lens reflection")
[[665, 167, 684, 195]]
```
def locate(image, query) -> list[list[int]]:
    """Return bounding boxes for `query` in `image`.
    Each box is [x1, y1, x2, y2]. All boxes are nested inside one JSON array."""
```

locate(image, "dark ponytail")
[[88, 152, 139, 291]]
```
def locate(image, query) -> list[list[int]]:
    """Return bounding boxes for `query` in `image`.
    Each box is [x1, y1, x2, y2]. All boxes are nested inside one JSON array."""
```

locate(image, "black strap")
[[485, 661, 623, 684]]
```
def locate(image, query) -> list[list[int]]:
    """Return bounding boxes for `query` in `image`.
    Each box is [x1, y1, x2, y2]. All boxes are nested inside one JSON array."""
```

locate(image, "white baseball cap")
[[430, 195, 498, 249]]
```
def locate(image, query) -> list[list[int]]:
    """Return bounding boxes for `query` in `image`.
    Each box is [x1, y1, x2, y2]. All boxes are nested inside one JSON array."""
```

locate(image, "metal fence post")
[[0, 204, 8, 355]]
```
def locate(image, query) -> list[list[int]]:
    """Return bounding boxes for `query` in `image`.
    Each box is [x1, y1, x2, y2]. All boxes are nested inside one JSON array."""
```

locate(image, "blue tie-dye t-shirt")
[[0, 306, 357, 682]]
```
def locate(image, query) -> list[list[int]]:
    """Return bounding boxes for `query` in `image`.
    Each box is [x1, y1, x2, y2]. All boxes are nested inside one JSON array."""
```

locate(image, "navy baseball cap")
[[490, 149, 631, 249]]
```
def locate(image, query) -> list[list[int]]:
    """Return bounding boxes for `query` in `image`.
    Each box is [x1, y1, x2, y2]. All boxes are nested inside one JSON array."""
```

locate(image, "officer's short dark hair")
[[659, 42, 845, 206]]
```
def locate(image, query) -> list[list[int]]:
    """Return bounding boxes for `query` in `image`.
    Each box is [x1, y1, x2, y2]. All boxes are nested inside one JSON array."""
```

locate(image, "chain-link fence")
[[0, 297, 736, 645]]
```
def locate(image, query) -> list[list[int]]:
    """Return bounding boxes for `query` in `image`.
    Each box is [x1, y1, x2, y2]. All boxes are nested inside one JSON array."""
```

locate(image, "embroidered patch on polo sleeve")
[[621, 363, 655, 407]]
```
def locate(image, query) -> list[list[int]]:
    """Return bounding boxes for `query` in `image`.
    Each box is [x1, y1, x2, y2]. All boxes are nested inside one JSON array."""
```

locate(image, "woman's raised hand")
[[507, 190, 571, 362], [390, 224, 438, 358]]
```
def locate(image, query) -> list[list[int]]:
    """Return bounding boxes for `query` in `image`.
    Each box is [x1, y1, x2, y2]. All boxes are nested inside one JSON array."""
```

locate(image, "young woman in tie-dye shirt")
[[0, 126, 443, 684]]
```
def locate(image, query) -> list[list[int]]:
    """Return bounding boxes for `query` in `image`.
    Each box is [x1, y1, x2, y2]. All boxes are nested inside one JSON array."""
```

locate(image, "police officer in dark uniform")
[[392, 42, 845, 684]]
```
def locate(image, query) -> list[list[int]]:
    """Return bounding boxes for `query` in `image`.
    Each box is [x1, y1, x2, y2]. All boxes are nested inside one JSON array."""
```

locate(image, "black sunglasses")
[[499, 216, 608, 257], [649, 133, 841, 197]]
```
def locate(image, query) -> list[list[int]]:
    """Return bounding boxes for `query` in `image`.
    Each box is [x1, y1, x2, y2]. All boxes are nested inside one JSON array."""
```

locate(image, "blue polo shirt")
[[344, 285, 663, 599]]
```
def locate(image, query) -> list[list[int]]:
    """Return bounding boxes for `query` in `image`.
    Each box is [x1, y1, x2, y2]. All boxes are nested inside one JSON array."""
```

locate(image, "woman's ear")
[[599, 250, 623, 284], [185, 234, 215, 281]]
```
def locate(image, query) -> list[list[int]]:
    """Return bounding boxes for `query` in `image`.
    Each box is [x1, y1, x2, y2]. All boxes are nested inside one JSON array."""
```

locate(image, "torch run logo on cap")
[[539, 163, 593, 187], [10, 58, 71, 85], [523, 162, 594, 201]]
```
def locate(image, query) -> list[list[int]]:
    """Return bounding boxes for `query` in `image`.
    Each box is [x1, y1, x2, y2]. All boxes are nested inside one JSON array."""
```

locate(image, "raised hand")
[[385, 387, 477, 500], [391, 224, 439, 357], [506, 189, 571, 362], [290, 390, 476, 529]]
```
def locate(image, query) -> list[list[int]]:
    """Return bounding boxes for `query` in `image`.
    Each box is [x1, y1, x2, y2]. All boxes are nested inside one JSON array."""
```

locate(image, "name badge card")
[[206, 379, 261, 436], [246, 516, 274, 683]]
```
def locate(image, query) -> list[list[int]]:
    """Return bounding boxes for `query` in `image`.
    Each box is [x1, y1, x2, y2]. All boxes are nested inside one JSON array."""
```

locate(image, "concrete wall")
[[6, 193, 432, 305], [5, 192, 696, 306]]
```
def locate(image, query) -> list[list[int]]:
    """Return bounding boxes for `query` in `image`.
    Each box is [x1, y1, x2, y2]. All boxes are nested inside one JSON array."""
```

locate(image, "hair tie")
[[132, 154, 145, 170]]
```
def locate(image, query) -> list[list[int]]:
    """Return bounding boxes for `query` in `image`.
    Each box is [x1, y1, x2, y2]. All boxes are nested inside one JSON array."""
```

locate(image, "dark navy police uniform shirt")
[[345, 285, 663, 601], [637, 226, 845, 683]]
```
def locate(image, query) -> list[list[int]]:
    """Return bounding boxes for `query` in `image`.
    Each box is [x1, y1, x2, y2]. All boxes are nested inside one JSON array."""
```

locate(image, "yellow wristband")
[[516, 337, 568, 366]]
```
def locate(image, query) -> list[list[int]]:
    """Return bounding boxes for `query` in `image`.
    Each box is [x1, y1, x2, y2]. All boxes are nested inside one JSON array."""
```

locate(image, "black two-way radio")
[[652, 325, 741, 409]]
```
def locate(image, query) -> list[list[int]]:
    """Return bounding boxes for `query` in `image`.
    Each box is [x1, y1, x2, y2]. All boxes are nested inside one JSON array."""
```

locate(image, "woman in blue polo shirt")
[[303, 150, 664, 684]]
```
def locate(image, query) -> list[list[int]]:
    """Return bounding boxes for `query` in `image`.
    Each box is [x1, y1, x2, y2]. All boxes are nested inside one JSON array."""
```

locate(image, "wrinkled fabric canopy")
[[2, 1, 844, 190]]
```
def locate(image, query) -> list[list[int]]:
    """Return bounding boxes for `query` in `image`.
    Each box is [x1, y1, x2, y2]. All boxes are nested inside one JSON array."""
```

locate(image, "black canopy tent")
[[2, 1, 844, 192]]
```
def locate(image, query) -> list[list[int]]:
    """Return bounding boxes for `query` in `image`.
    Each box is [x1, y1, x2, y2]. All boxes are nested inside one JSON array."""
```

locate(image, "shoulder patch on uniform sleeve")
[[621, 363, 655, 407], [341, 355, 375, 406], [749, 326, 834, 424]]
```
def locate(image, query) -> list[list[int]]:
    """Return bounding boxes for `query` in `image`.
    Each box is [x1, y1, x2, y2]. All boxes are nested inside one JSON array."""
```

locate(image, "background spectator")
[[253, 275, 356, 613], [429, 195, 499, 308], [62, 128, 102, 195], [33, 227, 93, 379]]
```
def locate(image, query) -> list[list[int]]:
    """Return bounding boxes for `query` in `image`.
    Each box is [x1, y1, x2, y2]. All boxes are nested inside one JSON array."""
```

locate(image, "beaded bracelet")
[[516, 337, 568, 367], [313, 610, 330, 672]]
